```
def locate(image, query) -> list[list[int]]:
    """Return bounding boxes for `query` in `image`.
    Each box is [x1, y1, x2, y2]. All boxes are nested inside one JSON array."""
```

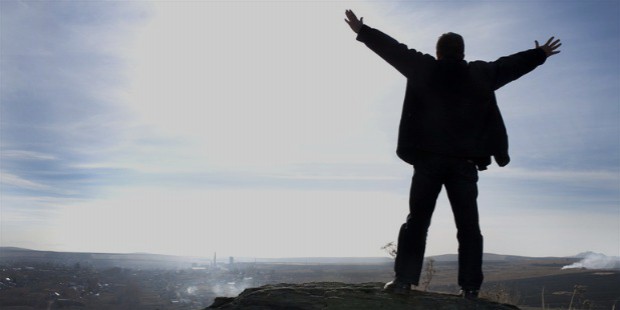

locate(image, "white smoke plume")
[[562, 252, 620, 270]]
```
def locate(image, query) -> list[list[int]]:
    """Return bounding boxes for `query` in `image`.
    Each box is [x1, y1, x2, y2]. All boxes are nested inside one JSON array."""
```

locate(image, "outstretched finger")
[[535, 40, 540, 48], [345, 10, 357, 20], [545, 36, 555, 46]]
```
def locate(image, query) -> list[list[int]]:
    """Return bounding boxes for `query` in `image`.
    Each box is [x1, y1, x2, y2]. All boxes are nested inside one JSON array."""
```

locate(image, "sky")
[[1, 0, 619, 259]]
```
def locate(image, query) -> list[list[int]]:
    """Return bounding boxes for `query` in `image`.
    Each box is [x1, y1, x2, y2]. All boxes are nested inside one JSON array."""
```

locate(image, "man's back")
[[353, 23, 548, 168]]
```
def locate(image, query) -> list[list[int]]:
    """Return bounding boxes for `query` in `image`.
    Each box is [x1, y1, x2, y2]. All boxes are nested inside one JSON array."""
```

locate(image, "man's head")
[[436, 32, 465, 60]]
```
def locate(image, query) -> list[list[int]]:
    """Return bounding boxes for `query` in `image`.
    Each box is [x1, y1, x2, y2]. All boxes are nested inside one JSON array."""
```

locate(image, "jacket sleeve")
[[356, 25, 433, 77], [490, 48, 547, 90]]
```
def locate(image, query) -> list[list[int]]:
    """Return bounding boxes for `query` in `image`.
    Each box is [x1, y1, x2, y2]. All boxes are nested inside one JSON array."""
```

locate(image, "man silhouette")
[[344, 10, 561, 298]]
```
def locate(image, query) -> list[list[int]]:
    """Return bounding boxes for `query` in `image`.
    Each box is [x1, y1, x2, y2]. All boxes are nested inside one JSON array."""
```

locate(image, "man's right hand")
[[345, 9, 363, 34], [535, 37, 562, 57]]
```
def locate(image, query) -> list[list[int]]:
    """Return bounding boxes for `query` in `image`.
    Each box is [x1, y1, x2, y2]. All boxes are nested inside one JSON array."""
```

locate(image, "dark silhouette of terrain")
[[206, 282, 521, 309]]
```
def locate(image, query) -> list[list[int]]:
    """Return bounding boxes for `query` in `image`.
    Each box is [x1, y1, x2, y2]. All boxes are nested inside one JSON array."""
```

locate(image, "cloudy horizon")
[[1, 1, 618, 259]]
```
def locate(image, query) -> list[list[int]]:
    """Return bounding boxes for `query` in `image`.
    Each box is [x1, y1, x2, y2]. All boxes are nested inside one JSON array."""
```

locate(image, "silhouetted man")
[[344, 9, 561, 298]]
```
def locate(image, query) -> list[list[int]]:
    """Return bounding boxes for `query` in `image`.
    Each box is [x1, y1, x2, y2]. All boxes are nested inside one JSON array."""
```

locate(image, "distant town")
[[1, 259, 273, 309], [0, 247, 394, 309]]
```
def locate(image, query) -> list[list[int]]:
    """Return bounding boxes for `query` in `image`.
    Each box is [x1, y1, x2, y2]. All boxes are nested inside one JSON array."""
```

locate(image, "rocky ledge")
[[207, 282, 520, 309]]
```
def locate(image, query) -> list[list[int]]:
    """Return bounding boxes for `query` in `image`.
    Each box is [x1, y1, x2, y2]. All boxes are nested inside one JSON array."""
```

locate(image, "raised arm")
[[344, 10, 433, 77], [490, 37, 561, 90]]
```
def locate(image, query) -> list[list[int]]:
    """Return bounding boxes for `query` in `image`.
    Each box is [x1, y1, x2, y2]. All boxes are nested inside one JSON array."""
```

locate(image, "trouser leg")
[[394, 166, 443, 285], [445, 160, 483, 290]]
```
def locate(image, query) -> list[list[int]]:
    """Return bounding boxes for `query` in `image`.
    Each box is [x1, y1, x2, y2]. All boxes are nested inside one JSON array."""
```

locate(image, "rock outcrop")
[[207, 282, 520, 309]]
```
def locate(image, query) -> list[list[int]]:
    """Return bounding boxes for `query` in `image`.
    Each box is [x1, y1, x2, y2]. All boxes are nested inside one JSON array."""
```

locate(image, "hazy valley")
[[0, 247, 618, 309]]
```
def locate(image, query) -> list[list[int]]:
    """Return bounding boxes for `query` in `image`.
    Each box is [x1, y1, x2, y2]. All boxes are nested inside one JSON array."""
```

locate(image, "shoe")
[[460, 289, 479, 300], [384, 279, 412, 295]]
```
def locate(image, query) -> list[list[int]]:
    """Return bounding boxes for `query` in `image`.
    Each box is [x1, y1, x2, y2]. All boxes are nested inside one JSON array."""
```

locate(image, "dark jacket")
[[356, 25, 547, 170]]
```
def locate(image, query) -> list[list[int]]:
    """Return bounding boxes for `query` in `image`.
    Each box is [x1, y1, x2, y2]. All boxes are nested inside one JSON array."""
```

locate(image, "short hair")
[[436, 32, 465, 60]]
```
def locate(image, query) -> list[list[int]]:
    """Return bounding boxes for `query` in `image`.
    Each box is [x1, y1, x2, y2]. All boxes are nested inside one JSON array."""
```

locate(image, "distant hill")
[[430, 253, 569, 262], [234, 256, 393, 264], [0, 247, 31, 251], [0, 247, 396, 267], [1, 247, 610, 269], [572, 251, 620, 259], [0, 247, 206, 269]]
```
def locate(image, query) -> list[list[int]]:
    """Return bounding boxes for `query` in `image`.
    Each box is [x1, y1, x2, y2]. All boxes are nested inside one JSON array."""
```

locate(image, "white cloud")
[[1, 150, 57, 161], [562, 252, 620, 269], [1, 172, 51, 191], [485, 167, 619, 185], [118, 1, 399, 172]]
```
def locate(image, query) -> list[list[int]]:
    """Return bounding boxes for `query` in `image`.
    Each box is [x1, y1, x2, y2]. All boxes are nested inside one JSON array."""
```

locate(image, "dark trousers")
[[394, 153, 483, 290]]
